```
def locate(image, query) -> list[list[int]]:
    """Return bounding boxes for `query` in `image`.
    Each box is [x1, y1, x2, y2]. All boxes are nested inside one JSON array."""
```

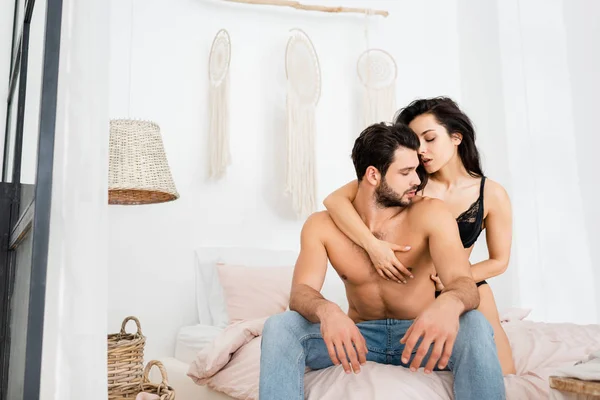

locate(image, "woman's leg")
[[477, 284, 516, 375]]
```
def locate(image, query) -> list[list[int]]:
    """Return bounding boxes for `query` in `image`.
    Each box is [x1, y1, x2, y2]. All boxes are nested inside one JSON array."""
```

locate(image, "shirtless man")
[[259, 123, 505, 400]]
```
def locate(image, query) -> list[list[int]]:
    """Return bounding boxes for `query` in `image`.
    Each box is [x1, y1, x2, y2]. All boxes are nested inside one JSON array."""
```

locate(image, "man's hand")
[[318, 304, 368, 374], [399, 295, 463, 373]]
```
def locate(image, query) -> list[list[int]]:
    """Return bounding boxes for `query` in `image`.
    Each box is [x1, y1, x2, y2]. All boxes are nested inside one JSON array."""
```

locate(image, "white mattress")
[[148, 325, 229, 400], [151, 357, 235, 400]]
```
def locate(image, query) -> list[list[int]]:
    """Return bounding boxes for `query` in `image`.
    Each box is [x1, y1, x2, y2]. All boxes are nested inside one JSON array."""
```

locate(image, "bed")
[[163, 247, 600, 400]]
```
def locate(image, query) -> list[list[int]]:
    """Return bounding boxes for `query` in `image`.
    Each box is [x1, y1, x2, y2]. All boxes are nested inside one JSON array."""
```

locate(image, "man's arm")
[[289, 213, 341, 323], [427, 199, 480, 313], [400, 199, 480, 374], [289, 213, 368, 374]]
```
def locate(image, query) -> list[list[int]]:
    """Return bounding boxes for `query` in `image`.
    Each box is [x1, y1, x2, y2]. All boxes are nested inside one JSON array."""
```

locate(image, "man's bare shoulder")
[[406, 196, 454, 226], [300, 212, 338, 245], [408, 195, 451, 214], [303, 211, 336, 231], [305, 210, 333, 223]]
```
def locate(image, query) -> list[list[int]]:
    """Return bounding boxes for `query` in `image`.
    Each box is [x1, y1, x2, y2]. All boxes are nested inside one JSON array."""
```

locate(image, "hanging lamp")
[[108, 0, 178, 205]]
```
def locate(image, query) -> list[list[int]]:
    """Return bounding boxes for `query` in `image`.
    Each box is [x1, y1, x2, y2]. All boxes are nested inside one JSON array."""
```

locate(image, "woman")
[[323, 97, 516, 375]]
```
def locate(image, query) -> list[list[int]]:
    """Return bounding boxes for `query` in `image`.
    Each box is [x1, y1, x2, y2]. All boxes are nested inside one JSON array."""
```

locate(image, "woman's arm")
[[323, 180, 371, 248], [470, 180, 512, 283], [323, 180, 413, 282]]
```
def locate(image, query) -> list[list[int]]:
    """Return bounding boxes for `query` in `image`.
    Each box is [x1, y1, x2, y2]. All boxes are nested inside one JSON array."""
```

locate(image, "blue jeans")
[[259, 310, 505, 400]]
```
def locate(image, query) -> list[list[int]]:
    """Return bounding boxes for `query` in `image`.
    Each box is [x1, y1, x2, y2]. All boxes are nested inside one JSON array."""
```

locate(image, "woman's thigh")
[[477, 283, 516, 375]]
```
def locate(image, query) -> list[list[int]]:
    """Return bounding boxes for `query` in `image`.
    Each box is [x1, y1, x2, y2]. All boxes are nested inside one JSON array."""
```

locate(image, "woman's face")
[[408, 113, 462, 174]]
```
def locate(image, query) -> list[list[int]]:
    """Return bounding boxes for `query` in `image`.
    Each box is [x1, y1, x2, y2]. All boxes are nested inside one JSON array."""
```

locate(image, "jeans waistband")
[[357, 318, 414, 326]]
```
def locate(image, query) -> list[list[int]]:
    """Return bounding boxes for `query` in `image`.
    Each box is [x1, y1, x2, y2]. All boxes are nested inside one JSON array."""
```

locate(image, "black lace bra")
[[456, 177, 486, 248]]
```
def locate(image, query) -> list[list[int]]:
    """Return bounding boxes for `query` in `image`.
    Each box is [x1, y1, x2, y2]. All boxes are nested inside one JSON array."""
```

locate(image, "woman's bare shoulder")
[[483, 178, 511, 209]]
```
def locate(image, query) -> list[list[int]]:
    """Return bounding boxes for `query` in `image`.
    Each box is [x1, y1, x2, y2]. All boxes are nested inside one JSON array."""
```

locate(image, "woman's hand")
[[365, 239, 413, 283], [430, 274, 445, 291]]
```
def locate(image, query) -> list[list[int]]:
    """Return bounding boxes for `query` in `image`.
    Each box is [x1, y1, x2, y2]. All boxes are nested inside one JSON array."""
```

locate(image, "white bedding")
[[175, 324, 224, 364], [156, 323, 227, 400], [185, 247, 600, 399], [151, 357, 234, 400], [187, 312, 600, 400]]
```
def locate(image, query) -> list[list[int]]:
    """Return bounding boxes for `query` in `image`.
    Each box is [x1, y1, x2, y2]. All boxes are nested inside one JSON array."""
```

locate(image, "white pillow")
[[194, 254, 229, 327], [175, 324, 224, 364], [194, 247, 299, 326]]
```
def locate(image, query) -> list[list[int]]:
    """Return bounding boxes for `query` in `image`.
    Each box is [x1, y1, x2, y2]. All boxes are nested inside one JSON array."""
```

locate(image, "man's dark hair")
[[351, 122, 421, 182]]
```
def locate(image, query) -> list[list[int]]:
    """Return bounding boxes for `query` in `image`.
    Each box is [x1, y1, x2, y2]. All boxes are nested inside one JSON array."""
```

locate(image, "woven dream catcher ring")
[[284, 28, 321, 218], [209, 29, 231, 85], [208, 29, 232, 179], [285, 28, 321, 107], [357, 48, 397, 128]]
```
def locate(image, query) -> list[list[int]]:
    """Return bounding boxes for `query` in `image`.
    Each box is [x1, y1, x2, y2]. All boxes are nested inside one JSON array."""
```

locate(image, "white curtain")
[[40, 0, 109, 398], [496, 0, 597, 324]]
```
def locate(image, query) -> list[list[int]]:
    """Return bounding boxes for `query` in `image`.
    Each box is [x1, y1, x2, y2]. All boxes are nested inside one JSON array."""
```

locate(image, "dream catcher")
[[357, 48, 398, 128], [208, 29, 231, 179], [285, 28, 321, 219]]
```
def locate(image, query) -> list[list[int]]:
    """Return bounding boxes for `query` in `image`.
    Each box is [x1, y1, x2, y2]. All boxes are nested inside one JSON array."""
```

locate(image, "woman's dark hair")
[[351, 122, 428, 191], [394, 97, 483, 178]]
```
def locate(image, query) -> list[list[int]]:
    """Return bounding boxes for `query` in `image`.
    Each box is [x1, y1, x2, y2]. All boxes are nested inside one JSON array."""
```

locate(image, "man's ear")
[[364, 166, 381, 186]]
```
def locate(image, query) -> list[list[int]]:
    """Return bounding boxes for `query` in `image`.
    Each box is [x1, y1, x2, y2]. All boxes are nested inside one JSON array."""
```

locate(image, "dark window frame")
[[1, 0, 63, 398]]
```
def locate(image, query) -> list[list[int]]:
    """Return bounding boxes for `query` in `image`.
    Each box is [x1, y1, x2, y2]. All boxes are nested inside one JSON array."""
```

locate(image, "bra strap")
[[479, 176, 486, 198]]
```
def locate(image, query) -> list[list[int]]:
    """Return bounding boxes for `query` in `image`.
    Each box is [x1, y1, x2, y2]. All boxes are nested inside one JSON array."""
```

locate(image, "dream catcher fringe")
[[357, 49, 397, 128], [208, 29, 231, 179], [285, 93, 316, 218], [285, 29, 321, 219]]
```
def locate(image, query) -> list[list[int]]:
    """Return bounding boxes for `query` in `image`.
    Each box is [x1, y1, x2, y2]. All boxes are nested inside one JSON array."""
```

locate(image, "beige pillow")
[[216, 263, 294, 324]]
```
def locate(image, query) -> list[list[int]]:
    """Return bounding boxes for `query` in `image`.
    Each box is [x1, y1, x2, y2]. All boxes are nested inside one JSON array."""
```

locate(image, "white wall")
[[108, 0, 463, 360], [563, 0, 600, 324], [108, 0, 600, 361]]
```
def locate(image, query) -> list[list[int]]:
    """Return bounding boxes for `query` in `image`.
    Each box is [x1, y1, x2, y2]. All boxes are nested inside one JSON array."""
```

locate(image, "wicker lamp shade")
[[109, 119, 179, 205]]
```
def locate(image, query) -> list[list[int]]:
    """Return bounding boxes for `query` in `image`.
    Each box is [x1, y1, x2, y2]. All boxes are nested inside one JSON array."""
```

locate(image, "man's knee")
[[262, 311, 307, 341], [456, 310, 494, 347]]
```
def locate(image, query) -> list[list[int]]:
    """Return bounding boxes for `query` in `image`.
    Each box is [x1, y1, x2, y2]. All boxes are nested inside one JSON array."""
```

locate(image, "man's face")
[[375, 148, 421, 208]]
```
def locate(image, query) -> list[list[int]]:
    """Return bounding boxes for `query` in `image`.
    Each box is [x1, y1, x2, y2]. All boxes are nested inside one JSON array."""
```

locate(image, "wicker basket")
[[138, 360, 176, 400], [108, 316, 146, 399]]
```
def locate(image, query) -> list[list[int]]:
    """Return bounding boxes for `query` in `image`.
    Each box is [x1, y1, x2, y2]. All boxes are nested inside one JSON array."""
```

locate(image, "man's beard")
[[375, 178, 416, 208]]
